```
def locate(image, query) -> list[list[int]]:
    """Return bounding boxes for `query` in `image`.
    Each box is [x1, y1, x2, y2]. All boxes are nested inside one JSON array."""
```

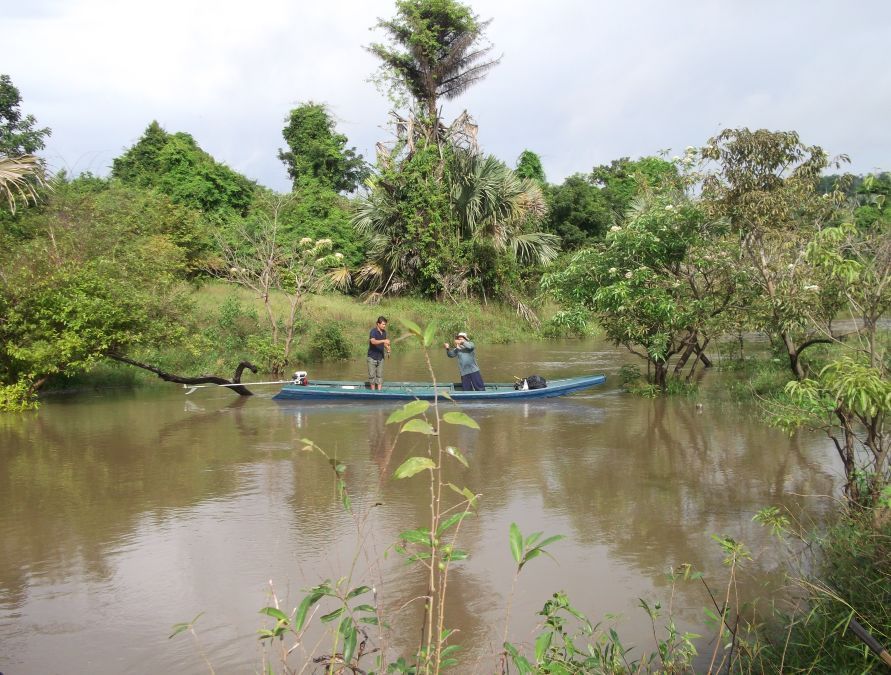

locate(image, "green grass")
[[191, 280, 559, 360]]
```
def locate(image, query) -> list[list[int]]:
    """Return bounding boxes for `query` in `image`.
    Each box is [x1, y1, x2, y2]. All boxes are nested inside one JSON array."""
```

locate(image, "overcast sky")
[[5, 0, 890, 192]]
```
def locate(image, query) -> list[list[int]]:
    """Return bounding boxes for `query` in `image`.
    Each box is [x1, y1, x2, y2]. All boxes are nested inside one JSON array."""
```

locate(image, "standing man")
[[443, 331, 485, 391], [367, 316, 390, 390]]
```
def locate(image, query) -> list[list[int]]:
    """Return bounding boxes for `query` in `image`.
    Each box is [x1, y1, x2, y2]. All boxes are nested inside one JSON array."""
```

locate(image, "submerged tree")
[[774, 175, 890, 503], [368, 0, 499, 129], [701, 128, 848, 380], [543, 178, 740, 390]]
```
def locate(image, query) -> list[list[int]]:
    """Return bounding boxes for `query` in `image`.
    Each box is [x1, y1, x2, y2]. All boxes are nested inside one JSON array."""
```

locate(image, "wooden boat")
[[273, 374, 606, 401]]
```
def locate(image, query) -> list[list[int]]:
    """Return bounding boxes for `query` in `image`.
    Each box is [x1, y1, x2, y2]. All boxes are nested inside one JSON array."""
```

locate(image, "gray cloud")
[[4, 0, 888, 191]]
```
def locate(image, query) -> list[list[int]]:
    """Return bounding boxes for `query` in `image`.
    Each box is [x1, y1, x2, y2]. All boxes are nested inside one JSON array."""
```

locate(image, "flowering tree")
[[772, 179, 890, 503], [700, 128, 848, 379], [543, 169, 741, 390], [214, 196, 347, 370]]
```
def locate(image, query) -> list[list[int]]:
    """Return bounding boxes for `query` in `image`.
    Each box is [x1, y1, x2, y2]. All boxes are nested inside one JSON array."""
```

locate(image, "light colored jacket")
[[445, 340, 480, 376]]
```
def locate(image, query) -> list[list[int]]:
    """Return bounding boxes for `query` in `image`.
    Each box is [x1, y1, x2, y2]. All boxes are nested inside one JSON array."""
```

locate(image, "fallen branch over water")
[[105, 353, 258, 396]]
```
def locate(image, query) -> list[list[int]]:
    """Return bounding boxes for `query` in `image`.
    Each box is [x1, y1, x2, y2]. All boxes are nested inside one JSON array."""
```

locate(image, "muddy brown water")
[[0, 338, 841, 673]]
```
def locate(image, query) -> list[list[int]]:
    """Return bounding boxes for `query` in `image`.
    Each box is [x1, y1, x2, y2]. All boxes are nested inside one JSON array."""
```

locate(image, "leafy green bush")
[[205, 295, 261, 355], [0, 382, 37, 412], [309, 321, 352, 361], [246, 334, 288, 375], [743, 511, 891, 673]]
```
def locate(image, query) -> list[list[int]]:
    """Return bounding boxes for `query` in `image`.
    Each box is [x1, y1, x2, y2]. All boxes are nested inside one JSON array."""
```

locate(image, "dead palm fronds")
[[0, 154, 48, 213]]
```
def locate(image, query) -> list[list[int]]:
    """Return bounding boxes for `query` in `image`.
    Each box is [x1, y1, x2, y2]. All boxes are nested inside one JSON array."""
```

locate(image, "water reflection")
[[0, 340, 840, 673]]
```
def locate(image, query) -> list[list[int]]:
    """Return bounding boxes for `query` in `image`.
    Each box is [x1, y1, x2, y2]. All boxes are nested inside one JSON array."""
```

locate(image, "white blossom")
[[299, 237, 313, 246], [610, 225, 622, 232], [608, 267, 617, 274], [624, 271, 633, 279]]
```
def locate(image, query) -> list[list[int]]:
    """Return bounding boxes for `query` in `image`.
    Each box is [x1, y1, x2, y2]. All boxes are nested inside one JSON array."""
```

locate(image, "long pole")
[[182, 379, 293, 390]]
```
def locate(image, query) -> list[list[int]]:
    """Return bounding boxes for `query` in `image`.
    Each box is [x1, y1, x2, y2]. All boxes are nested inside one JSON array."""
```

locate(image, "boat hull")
[[273, 375, 606, 401]]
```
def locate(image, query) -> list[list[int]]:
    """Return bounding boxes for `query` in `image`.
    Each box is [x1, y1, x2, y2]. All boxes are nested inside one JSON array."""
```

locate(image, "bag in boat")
[[515, 374, 547, 390]]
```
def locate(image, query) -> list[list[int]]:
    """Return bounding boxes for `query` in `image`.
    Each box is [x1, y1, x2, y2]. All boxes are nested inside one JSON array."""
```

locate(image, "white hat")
[[456, 332, 468, 339]]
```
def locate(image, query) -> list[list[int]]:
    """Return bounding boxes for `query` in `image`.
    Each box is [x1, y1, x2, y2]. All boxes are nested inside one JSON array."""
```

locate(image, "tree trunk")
[[105, 353, 258, 396], [653, 361, 668, 392]]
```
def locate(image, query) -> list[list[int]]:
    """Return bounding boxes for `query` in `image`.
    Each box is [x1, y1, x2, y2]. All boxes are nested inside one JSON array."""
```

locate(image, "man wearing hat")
[[443, 332, 486, 391]]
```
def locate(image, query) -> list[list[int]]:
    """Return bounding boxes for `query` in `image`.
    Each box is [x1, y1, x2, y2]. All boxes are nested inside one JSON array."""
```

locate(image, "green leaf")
[[386, 400, 430, 424], [509, 523, 523, 564], [423, 322, 436, 347], [535, 630, 553, 662], [504, 642, 533, 674], [437, 511, 471, 535], [169, 623, 191, 639], [534, 535, 565, 550], [524, 531, 543, 548], [320, 607, 344, 623], [294, 591, 325, 632], [346, 585, 372, 600], [401, 418, 436, 435], [441, 645, 461, 658], [444, 548, 469, 561], [445, 446, 469, 467], [353, 604, 376, 613], [394, 456, 436, 479], [400, 318, 423, 337], [343, 624, 358, 664], [398, 528, 432, 545], [259, 607, 289, 623], [442, 411, 479, 429]]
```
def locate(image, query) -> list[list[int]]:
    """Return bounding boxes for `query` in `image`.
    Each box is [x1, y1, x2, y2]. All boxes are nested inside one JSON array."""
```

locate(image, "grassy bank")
[[45, 281, 577, 392]]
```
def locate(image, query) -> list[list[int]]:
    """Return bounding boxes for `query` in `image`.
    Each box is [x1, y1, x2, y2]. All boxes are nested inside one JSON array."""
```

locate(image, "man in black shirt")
[[367, 316, 390, 390]]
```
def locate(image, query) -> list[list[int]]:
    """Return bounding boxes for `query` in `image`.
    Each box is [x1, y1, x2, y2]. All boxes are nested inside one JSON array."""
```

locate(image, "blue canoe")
[[273, 374, 606, 401]]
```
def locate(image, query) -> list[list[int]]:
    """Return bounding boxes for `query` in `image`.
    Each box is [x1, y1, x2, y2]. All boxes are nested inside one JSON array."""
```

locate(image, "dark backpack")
[[525, 375, 547, 390]]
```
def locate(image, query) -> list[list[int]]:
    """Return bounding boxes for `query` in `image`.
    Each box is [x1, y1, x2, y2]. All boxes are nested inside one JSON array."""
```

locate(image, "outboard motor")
[[292, 371, 309, 386]]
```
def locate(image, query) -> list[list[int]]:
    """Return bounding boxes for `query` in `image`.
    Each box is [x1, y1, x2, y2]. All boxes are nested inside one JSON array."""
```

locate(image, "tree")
[[0, 74, 51, 156], [545, 174, 612, 249], [0, 179, 197, 408], [368, 0, 499, 127], [772, 175, 890, 502], [353, 146, 556, 300], [543, 176, 740, 391], [592, 156, 679, 222], [112, 121, 256, 217], [515, 150, 546, 184], [278, 103, 368, 193], [213, 195, 348, 370], [700, 128, 847, 380]]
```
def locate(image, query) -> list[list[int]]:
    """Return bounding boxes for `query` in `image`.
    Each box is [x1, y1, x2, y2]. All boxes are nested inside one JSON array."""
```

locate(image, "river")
[[0, 337, 841, 673]]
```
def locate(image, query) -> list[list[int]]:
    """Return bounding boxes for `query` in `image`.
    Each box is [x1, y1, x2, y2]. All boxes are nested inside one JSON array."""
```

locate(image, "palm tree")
[[450, 152, 558, 264], [0, 154, 46, 212], [369, 0, 499, 130], [352, 151, 558, 298]]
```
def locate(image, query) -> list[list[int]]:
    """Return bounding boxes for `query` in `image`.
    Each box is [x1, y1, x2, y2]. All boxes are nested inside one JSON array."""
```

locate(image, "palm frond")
[[0, 155, 48, 213]]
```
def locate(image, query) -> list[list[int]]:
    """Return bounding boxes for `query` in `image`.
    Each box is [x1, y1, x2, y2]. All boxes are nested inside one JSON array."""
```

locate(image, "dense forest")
[[1, 0, 888, 671]]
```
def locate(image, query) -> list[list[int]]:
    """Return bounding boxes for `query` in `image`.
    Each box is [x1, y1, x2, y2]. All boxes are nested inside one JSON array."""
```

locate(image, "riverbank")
[[42, 281, 582, 393]]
